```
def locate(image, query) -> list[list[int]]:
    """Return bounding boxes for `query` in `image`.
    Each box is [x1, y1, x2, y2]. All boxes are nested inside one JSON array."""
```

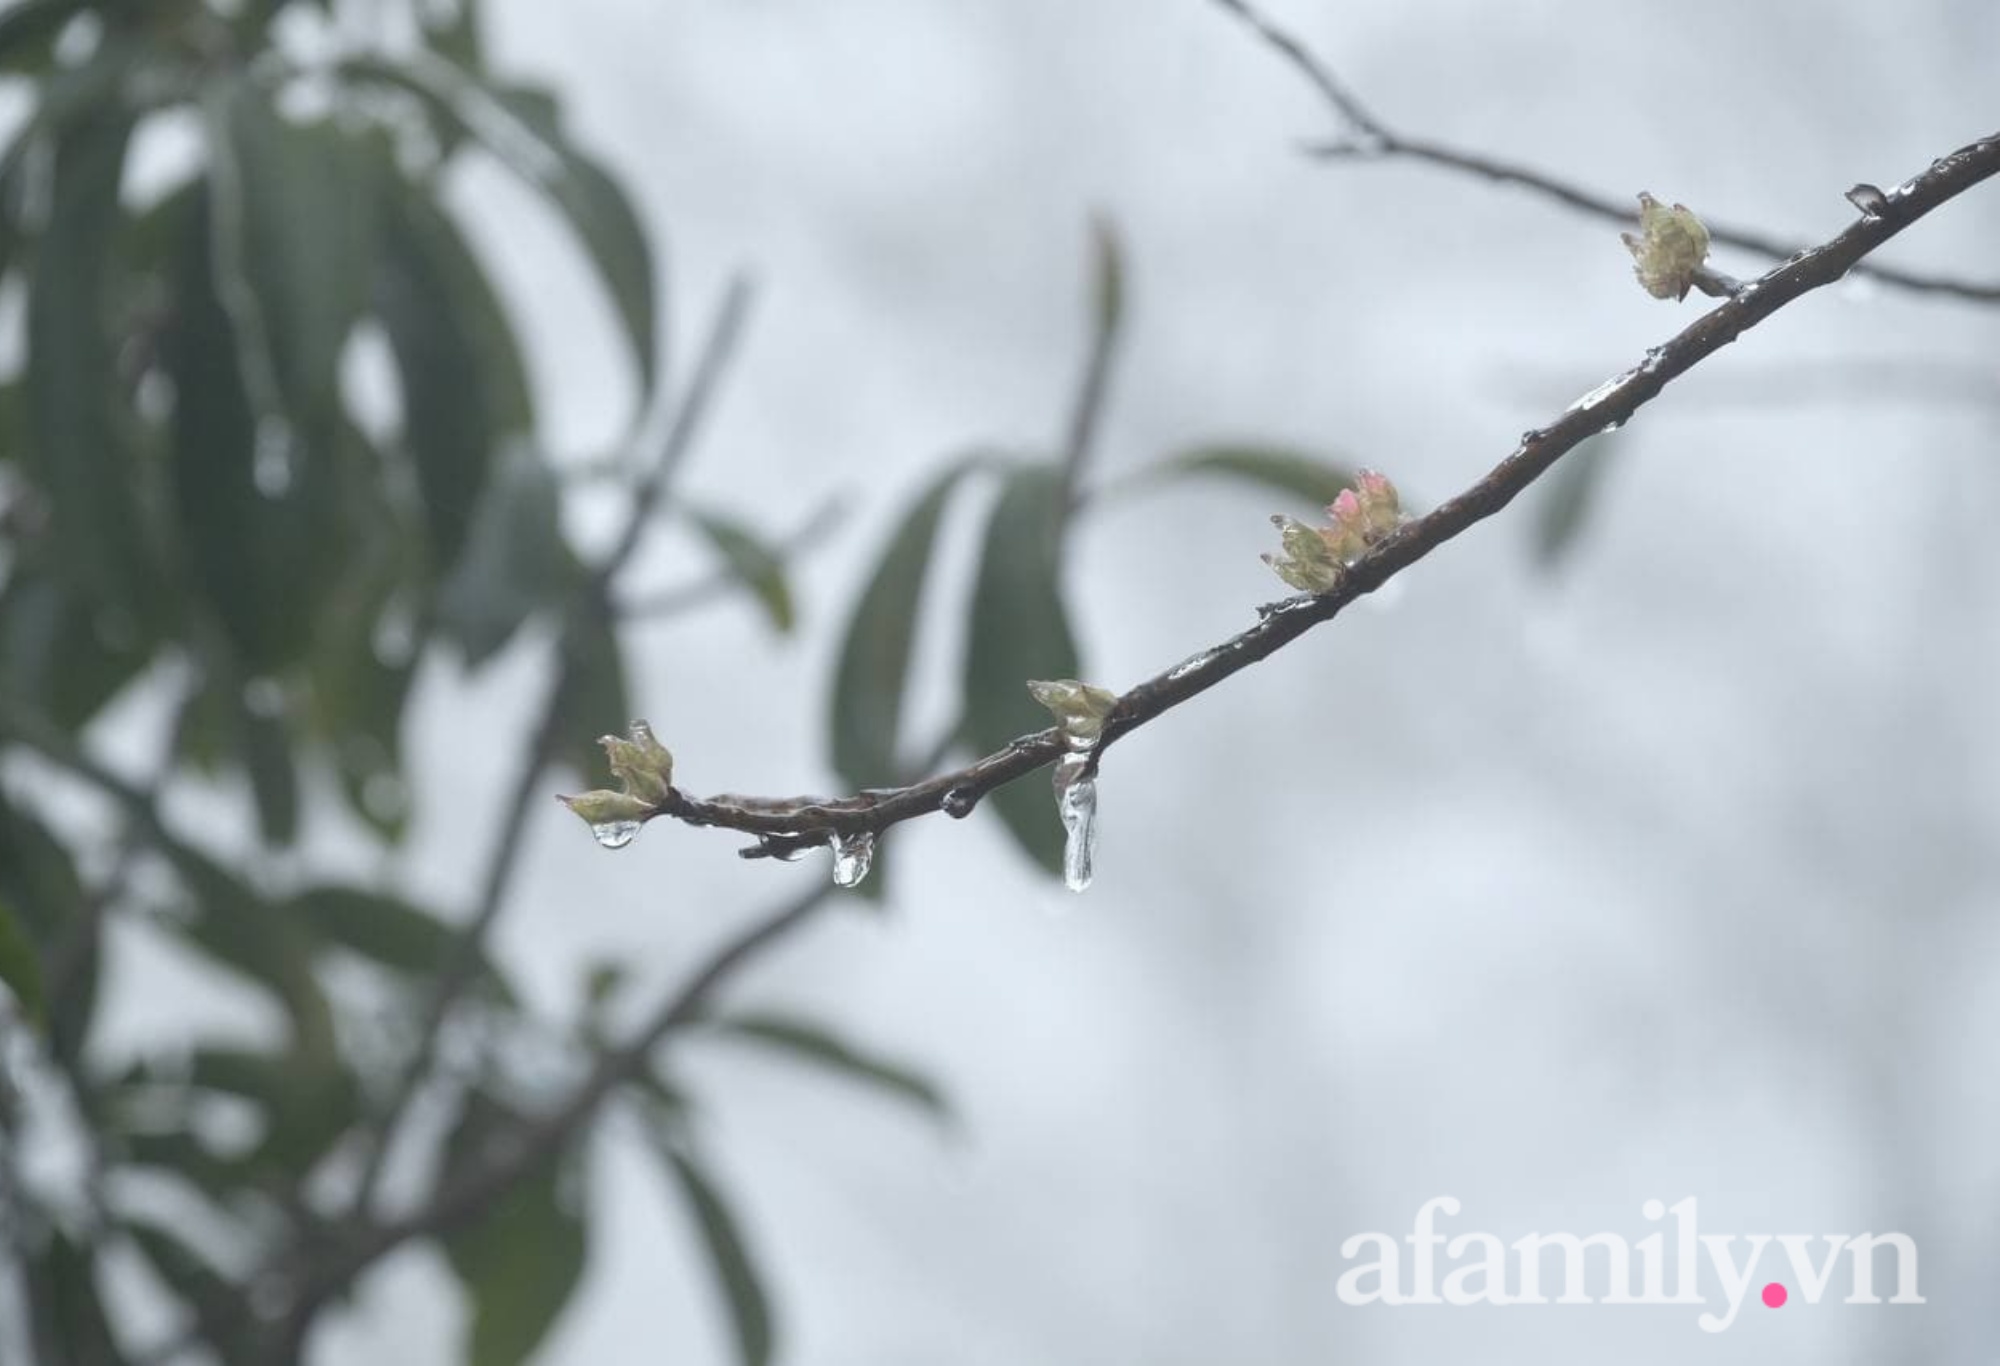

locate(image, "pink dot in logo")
[[1762, 1283, 1788, 1309]]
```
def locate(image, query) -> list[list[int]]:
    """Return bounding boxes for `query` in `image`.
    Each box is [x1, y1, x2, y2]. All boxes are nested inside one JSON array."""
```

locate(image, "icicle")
[[1054, 754, 1097, 892]]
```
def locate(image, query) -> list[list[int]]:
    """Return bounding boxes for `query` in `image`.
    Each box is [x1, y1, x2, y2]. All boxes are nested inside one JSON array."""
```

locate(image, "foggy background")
[[84, 0, 2000, 1360]]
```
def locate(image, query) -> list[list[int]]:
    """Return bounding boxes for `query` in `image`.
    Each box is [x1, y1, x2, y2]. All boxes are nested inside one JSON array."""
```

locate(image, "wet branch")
[[628, 129, 2000, 862], [1207, 0, 2000, 306]]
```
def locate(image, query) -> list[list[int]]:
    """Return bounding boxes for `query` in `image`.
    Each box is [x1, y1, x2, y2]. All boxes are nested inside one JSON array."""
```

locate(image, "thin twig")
[[270, 882, 836, 1349], [616, 493, 847, 621], [1208, 0, 2000, 305], [605, 130, 2000, 862], [345, 276, 757, 1217]]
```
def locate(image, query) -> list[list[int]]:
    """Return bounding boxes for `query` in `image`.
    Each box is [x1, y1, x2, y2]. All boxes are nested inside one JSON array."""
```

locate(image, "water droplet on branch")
[[941, 787, 979, 819], [830, 830, 876, 888], [590, 820, 641, 850]]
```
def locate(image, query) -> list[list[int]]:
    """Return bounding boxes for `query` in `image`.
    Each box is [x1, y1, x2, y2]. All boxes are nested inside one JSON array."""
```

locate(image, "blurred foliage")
[[0, 2, 1361, 1362]]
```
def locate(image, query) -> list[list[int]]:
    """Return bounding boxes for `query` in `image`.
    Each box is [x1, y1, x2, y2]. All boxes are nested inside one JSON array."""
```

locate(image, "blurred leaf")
[[23, 1232, 125, 1366], [122, 1214, 238, 1339], [649, 1139, 773, 1366], [1088, 216, 1124, 341], [0, 0, 85, 75], [687, 507, 793, 634], [704, 1012, 947, 1123], [1534, 433, 1617, 570], [241, 698, 300, 847], [374, 175, 533, 574], [161, 181, 342, 673], [0, 794, 94, 1064], [485, 82, 656, 381], [437, 443, 575, 666], [420, 0, 484, 71], [0, 898, 45, 1028], [304, 462, 422, 843], [185, 1043, 359, 1178], [829, 459, 986, 790], [961, 463, 1077, 878], [0, 571, 154, 732], [444, 1093, 590, 1366], [553, 606, 631, 783], [360, 60, 656, 381], [1133, 443, 1359, 509], [24, 78, 156, 621], [220, 79, 377, 460], [289, 884, 514, 1003], [164, 849, 335, 1061]]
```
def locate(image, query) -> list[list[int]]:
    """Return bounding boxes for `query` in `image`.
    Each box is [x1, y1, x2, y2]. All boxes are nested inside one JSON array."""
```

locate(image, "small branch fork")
[[644, 128, 2000, 864], [1208, 0, 2000, 306]]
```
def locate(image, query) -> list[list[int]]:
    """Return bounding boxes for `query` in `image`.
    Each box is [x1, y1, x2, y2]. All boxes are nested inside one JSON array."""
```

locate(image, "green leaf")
[[0, 570, 154, 732], [437, 443, 575, 667], [23, 79, 156, 621], [444, 1094, 590, 1366], [687, 507, 794, 633], [553, 606, 631, 784], [122, 1214, 238, 1338], [704, 1012, 948, 1122], [23, 1232, 125, 1366], [486, 83, 657, 382], [961, 464, 1078, 878], [1132, 443, 1360, 510], [184, 1043, 360, 1178], [161, 180, 345, 672], [0, 898, 45, 1028], [374, 175, 534, 574], [0, 794, 94, 1064], [652, 1141, 773, 1366], [219, 80, 378, 461], [359, 60, 656, 382], [420, 0, 485, 71], [164, 849, 335, 1062], [1534, 433, 1617, 570], [241, 699, 300, 847], [1088, 216, 1124, 340], [829, 458, 987, 790], [0, 0, 85, 75], [289, 884, 514, 1003]]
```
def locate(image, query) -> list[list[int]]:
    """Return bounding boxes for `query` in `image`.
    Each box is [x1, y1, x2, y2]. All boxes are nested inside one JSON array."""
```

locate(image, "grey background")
[[86, 0, 2000, 1360]]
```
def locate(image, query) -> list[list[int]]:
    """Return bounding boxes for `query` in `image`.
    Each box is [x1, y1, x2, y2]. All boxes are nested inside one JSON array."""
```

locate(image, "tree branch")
[[613, 129, 2000, 863], [1207, 0, 2000, 305]]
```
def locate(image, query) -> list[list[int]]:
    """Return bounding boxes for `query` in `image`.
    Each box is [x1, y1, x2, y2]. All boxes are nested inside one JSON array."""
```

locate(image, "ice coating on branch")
[[1621, 192, 1710, 301]]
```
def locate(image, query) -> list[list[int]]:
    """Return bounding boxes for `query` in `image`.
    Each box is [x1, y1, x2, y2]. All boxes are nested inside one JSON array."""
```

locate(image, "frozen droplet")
[[1598, 418, 1626, 434], [252, 420, 296, 497], [1520, 428, 1547, 446], [830, 830, 875, 888], [1052, 750, 1098, 893], [590, 820, 641, 850], [941, 787, 978, 819], [1057, 770, 1097, 893]]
